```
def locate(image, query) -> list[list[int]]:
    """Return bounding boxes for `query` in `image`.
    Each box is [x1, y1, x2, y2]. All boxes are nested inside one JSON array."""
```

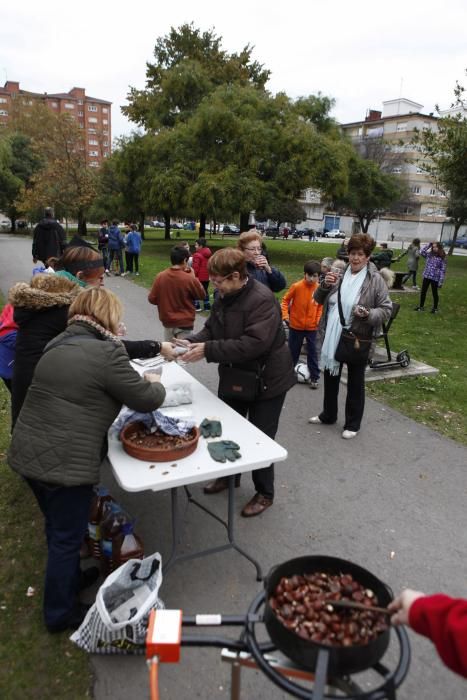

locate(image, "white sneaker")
[[135, 272, 140, 276], [105, 269, 111, 277], [342, 430, 358, 439], [308, 416, 322, 424], [121, 272, 128, 277]]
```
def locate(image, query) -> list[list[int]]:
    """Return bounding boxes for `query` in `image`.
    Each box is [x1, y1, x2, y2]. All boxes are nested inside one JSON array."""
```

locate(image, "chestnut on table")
[[107, 360, 288, 580]]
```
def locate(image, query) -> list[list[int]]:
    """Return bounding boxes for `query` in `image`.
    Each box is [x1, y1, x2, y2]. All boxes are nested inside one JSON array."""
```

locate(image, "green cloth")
[[199, 418, 222, 438], [207, 440, 241, 463]]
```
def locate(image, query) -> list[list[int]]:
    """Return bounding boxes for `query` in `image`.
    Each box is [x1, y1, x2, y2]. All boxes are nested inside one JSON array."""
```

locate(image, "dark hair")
[[100, 219, 108, 226], [112, 219, 119, 226], [171, 246, 189, 265], [44, 207, 54, 218], [196, 238, 206, 247], [208, 248, 247, 279], [304, 260, 321, 276], [347, 233, 375, 256], [412, 238, 420, 246], [130, 223, 138, 231], [432, 242, 446, 259]]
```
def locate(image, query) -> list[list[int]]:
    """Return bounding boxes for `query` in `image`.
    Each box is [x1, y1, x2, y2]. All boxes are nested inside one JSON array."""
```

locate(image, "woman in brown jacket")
[[180, 248, 295, 517]]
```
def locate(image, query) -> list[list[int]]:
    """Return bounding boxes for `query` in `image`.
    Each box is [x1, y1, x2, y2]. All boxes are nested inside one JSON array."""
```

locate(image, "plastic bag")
[[70, 552, 164, 654]]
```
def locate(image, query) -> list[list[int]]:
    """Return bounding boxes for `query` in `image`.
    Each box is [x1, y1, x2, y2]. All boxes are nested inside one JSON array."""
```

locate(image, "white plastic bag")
[[70, 552, 164, 654]]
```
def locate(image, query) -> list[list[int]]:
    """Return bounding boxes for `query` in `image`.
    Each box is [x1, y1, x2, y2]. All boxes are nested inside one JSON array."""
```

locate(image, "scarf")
[[320, 265, 368, 376]]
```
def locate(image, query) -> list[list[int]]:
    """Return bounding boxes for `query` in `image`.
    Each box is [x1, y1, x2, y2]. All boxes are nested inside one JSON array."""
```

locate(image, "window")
[[102, 107, 108, 114], [411, 186, 421, 195], [102, 119, 108, 125], [392, 167, 402, 174], [103, 130, 108, 136], [0, 110, 8, 116], [89, 150, 99, 157], [88, 139, 98, 145], [89, 161, 99, 168], [88, 105, 98, 112], [64, 103, 75, 109], [429, 188, 436, 196], [88, 117, 97, 123], [416, 166, 426, 174], [78, 99, 83, 105], [51, 101, 58, 108], [396, 122, 408, 132], [103, 141, 109, 146], [0, 97, 7, 103], [104, 151, 109, 157], [78, 111, 84, 117], [88, 128, 96, 134]]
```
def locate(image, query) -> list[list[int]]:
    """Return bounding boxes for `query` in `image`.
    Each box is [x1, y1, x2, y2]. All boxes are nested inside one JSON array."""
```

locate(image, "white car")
[[0, 219, 11, 230], [326, 229, 346, 238]]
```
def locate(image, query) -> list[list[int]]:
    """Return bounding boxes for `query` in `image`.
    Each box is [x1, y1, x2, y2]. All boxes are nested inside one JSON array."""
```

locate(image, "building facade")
[[0, 81, 111, 168]]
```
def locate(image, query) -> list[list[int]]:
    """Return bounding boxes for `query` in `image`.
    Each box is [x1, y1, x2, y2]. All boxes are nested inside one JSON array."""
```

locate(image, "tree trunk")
[[139, 212, 145, 239], [78, 210, 87, 235], [240, 212, 249, 232], [199, 213, 206, 237], [448, 220, 462, 256], [164, 212, 171, 241]]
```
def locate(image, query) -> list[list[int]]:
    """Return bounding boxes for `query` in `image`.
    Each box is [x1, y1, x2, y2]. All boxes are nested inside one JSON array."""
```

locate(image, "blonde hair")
[[237, 230, 262, 250], [68, 287, 123, 334]]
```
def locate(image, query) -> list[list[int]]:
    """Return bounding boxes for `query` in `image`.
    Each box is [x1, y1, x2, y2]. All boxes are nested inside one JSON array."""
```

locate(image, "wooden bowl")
[[120, 422, 200, 462]]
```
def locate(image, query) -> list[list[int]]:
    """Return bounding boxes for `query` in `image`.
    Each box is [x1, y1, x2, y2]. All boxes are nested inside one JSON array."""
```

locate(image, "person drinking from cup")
[[237, 230, 286, 292]]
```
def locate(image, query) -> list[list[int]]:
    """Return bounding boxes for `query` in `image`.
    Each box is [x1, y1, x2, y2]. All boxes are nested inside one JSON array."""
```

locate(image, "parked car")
[[222, 224, 240, 234], [442, 236, 467, 249], [0, 219, 11, 231], [16, 219, 28, 230], [170, 222, 184, 230], [183, 221, 196, 231], [151, 221, 165, 228], [326, 229, 346, 238]]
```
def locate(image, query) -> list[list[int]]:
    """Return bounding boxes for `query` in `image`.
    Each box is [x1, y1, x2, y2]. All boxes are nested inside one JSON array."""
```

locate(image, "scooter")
[[368, 302, 410, 370]]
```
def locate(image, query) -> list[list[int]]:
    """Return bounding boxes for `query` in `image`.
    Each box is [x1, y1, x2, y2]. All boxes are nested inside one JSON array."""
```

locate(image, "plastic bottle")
[[100, 502, 129, 573], [112, 522, 144, 569], [87, 486, 113, 559]]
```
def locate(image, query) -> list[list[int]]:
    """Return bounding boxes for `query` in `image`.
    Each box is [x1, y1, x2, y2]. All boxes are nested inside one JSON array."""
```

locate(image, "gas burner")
[[243, 590, 411, 700]]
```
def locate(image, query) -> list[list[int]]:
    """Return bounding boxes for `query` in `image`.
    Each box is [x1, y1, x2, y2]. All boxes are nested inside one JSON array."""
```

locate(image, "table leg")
[[162, 478, 263, 580]]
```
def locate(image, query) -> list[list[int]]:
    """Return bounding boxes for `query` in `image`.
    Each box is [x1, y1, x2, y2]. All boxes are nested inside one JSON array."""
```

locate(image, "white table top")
[[108, 360, 288, 493]]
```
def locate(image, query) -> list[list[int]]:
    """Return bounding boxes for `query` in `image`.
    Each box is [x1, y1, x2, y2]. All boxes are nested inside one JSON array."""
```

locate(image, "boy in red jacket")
[[281, 260, 322, 389], [389, 588, 467, 678]]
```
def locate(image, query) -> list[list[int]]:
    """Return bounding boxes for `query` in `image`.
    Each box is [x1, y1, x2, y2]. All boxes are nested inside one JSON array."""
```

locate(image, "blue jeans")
[[288, 328, 319, 381], [25, 478, 93, 629]]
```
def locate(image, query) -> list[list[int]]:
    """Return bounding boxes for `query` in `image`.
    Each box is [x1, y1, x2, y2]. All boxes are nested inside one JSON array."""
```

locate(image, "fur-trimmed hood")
[[8, 275, 81, 310]]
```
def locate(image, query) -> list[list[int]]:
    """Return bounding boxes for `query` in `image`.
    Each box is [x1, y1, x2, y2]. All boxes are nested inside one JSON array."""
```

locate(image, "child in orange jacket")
[[281, 260, 323, 388]]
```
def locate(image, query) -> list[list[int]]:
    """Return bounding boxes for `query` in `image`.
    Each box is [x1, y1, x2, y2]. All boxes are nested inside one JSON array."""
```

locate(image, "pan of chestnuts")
[[264, 555, 393, 676]]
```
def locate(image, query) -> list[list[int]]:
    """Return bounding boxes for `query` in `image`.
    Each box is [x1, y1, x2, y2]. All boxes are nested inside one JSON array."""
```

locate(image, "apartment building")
[[0, 81, 111, 168], [341, 99, 445, 221]]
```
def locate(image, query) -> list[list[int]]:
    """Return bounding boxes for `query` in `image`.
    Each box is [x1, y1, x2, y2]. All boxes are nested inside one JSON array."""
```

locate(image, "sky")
[[1, 0, 466, 141]]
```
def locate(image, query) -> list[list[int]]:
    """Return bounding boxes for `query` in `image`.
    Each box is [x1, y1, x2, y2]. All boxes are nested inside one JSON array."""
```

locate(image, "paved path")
[[1, 234, 466, 700]]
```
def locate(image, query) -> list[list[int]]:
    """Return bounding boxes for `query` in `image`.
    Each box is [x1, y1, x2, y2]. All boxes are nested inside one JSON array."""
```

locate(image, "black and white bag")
[[70, 553, 164, 654]]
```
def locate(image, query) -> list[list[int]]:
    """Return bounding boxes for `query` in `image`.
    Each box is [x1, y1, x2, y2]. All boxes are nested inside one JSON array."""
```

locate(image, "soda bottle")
[[100, 502, 129, 573], [87, 486, 113, 559], [112, 522, 144, 569]]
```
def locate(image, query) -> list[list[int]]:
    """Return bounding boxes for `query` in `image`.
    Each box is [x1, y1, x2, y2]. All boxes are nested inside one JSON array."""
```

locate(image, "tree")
[[333, 153, 404, 232], [415, 79, 467, 254], [0, 133, 42, 230], [8, 104, 97, 233], [0, 139, 22, 229], [123, 23, 270, 130]]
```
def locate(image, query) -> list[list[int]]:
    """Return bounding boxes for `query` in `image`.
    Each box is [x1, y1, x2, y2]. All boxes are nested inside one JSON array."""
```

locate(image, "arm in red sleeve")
[[409, 594, 467, 678]]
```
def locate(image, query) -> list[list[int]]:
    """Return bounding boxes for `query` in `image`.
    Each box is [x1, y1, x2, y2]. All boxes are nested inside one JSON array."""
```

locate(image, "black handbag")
[[335, 285, 371, 365], [218, 364, 262, 402]]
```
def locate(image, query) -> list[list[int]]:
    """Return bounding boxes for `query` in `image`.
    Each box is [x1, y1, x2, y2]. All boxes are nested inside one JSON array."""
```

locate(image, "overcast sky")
[[2, 0, 466, 141]]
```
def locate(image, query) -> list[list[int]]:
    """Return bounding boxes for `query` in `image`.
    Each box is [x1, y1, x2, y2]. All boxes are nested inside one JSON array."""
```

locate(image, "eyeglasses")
[[244, 247, 262, 253], [209, 273, 233, 285]]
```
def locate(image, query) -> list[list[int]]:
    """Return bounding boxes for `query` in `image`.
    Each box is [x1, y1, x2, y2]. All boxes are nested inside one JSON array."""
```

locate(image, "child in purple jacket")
[[415, 242, 447, 314]]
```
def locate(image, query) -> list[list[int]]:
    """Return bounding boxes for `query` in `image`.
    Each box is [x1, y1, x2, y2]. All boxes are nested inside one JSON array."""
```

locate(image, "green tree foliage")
[[0, 139, 21, 228], [333, 153, 403, 232], [123, 23, 270, 130]]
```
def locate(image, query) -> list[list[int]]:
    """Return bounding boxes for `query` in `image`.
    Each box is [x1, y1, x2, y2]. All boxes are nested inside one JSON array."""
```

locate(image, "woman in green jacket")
[[8, 287, 166, 633]]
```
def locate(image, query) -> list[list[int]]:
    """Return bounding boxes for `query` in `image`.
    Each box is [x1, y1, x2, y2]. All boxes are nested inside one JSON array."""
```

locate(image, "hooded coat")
[[32, 217, 66, 263], [8, 321, 166, 486], [192, 246, 212, 282]]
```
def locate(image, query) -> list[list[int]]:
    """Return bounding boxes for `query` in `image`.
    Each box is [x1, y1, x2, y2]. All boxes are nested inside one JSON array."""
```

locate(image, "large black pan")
[[264, 555, 392, 677]]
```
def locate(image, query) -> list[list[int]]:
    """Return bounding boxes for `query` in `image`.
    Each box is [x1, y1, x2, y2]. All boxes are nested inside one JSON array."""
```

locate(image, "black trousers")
[[419, 277, 439, 309], [219, 392, 286, 499], [319, 363, 367, 432]]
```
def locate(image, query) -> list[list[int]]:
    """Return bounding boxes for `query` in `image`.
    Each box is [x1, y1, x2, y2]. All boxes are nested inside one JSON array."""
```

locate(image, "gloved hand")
[[207, 440, 241, 463], [200, 418, 222, 438]]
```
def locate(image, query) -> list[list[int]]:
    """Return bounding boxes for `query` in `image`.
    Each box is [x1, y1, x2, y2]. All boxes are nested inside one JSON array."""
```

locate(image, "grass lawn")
[[133, 232, 467, 445]]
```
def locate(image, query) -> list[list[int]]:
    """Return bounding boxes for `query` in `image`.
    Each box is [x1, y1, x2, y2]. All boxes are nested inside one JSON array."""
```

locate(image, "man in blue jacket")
[[107, 220, 125, 275], [125, 224, 142, 275]]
